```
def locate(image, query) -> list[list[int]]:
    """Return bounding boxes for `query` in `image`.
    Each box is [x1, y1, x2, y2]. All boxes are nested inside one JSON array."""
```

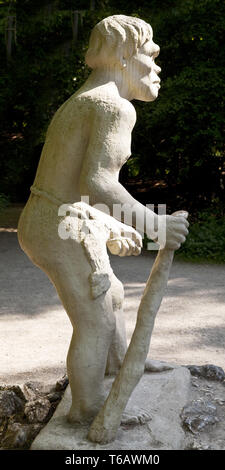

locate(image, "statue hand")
[[158, 211, 189, 251], [107, 224, 142, 257]]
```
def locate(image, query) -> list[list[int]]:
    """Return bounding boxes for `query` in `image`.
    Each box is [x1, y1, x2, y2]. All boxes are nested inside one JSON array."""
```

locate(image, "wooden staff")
[[88, 210, 188, 444]]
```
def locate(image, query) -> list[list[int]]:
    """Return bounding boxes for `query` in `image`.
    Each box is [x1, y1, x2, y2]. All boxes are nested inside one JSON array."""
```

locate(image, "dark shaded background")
[[0, 1, 224, 236]]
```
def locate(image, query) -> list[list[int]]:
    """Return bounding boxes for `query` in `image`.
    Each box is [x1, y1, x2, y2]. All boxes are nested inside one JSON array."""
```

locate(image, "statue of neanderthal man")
[[18, 15, 189, 426]]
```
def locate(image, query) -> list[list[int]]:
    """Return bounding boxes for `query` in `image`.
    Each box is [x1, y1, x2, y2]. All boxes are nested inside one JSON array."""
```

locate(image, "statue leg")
[[105, 274, 127, 376], [49, 245, 116, 425]]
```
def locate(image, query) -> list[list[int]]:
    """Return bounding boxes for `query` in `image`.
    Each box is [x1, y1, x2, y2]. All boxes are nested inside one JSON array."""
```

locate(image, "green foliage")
[[128, 0, 225, 209], [0, 0, 102, 200], [176, 209, 225, 263], [0, 193, 10, 213], [143, 205, 225, 263], [0, 0, 224, 220]]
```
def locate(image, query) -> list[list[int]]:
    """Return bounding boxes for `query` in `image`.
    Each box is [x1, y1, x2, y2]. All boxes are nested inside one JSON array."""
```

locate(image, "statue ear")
[[120, 57, 127, 69]]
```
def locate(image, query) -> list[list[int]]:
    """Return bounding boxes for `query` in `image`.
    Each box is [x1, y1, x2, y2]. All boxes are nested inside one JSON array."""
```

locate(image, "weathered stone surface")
[[17, 13, 189, 445], [0, 391, 24, 418], [46, 392, 62, 403], [24, 398, 51, 424], [32, 368, 190, 450], [187, 364, 225, 382], [55, 375, 69, 392], [23, 381, 45, 401], [181, 400, 219, 434], [0, 375, 69, 450], [0, 417, 8, 442], [0, 384, 26, 402], [1, 421, 42, 449]]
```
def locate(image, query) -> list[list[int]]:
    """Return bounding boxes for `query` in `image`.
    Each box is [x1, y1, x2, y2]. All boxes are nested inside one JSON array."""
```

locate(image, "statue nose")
[[152, 42, 160, 56]]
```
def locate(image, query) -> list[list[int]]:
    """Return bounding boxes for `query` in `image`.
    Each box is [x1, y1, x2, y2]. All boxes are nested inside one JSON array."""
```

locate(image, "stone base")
[[31, 367, 190, 450]]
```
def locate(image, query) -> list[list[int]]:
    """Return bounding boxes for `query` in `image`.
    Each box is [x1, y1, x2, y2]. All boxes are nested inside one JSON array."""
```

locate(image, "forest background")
[[0, 0, 224, 261]]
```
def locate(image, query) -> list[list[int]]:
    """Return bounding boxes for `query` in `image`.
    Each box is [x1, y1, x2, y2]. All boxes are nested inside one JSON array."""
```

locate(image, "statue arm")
[[79, 102, 189, 249], [79, 104, 157, 235]]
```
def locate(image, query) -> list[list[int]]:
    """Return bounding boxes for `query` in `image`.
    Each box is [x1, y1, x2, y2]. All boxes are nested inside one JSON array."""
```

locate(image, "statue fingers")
[[119, 239, 131, 257], [107, 239, 122, 255], [133, 231, 143, 248], [125, 238, 136, 256], [133, 245, 142, 256]]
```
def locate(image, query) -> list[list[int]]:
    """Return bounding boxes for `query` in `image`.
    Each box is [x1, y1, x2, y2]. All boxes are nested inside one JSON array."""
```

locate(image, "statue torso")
[[32, 83, 136, 205]]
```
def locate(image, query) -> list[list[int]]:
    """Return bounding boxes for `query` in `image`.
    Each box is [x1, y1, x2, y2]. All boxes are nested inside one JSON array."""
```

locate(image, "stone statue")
[[18, 15, 189, 445]]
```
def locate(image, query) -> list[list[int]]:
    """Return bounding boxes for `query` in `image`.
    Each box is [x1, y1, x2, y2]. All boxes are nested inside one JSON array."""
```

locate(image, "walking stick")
[[88, 211, 188, 444]]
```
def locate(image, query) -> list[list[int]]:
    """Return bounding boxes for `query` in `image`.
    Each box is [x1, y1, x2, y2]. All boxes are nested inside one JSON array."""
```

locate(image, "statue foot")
[[68, 404, 104, 425], [145, 358, 176, 373], [121, 409, 152, 426], [67, 412, 94, 425], [88, 408, 152, 445]]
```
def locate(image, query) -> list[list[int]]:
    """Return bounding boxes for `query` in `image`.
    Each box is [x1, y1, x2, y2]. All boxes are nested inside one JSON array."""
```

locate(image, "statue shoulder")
[[76, 92, 136, 128]]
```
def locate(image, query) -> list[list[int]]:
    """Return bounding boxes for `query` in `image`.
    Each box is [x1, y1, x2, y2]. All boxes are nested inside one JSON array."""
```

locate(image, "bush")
[[177, 210, 225, 263], [143, 203, 225, 263], [0, 193, 10, 213], [0, 0, 225, 206], [128, 0, 225, 209]]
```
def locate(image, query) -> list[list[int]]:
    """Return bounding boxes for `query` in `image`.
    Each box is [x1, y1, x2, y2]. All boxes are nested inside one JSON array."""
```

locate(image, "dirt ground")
[[1, 230, 225, 382], [0, 216, 225, 449]]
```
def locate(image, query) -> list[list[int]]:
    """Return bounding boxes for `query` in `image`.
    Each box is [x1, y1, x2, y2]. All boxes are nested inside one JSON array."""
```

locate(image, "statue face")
[[127, 39, 161, 102]]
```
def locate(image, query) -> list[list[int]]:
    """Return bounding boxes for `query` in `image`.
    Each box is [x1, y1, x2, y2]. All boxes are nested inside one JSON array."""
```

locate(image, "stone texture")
[[32, 367, 190, 450], [55, 375, 69, 392], [46, 392, 62, 403], [0, 375, 69, 450], [24, 398, 51, 424], [0, 390, 24, 418], [23, 381, 44, 401], [187, 364, 225, 382], [17, 14, 189, 444], [1, 421, 42, 450], [181, 400, 219, 434], [0, 384, 26, 403]]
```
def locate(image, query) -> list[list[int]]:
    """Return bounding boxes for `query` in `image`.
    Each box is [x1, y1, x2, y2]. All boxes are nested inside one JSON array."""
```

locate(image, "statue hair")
[[85, 15, 153, 69]]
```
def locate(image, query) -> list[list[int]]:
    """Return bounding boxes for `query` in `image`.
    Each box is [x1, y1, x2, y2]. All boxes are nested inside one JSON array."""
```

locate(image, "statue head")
[[85, 15, 161, 102]]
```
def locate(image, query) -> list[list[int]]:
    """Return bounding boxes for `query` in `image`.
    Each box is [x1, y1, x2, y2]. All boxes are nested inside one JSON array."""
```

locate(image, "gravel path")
[[0, 231, 225, 385]]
